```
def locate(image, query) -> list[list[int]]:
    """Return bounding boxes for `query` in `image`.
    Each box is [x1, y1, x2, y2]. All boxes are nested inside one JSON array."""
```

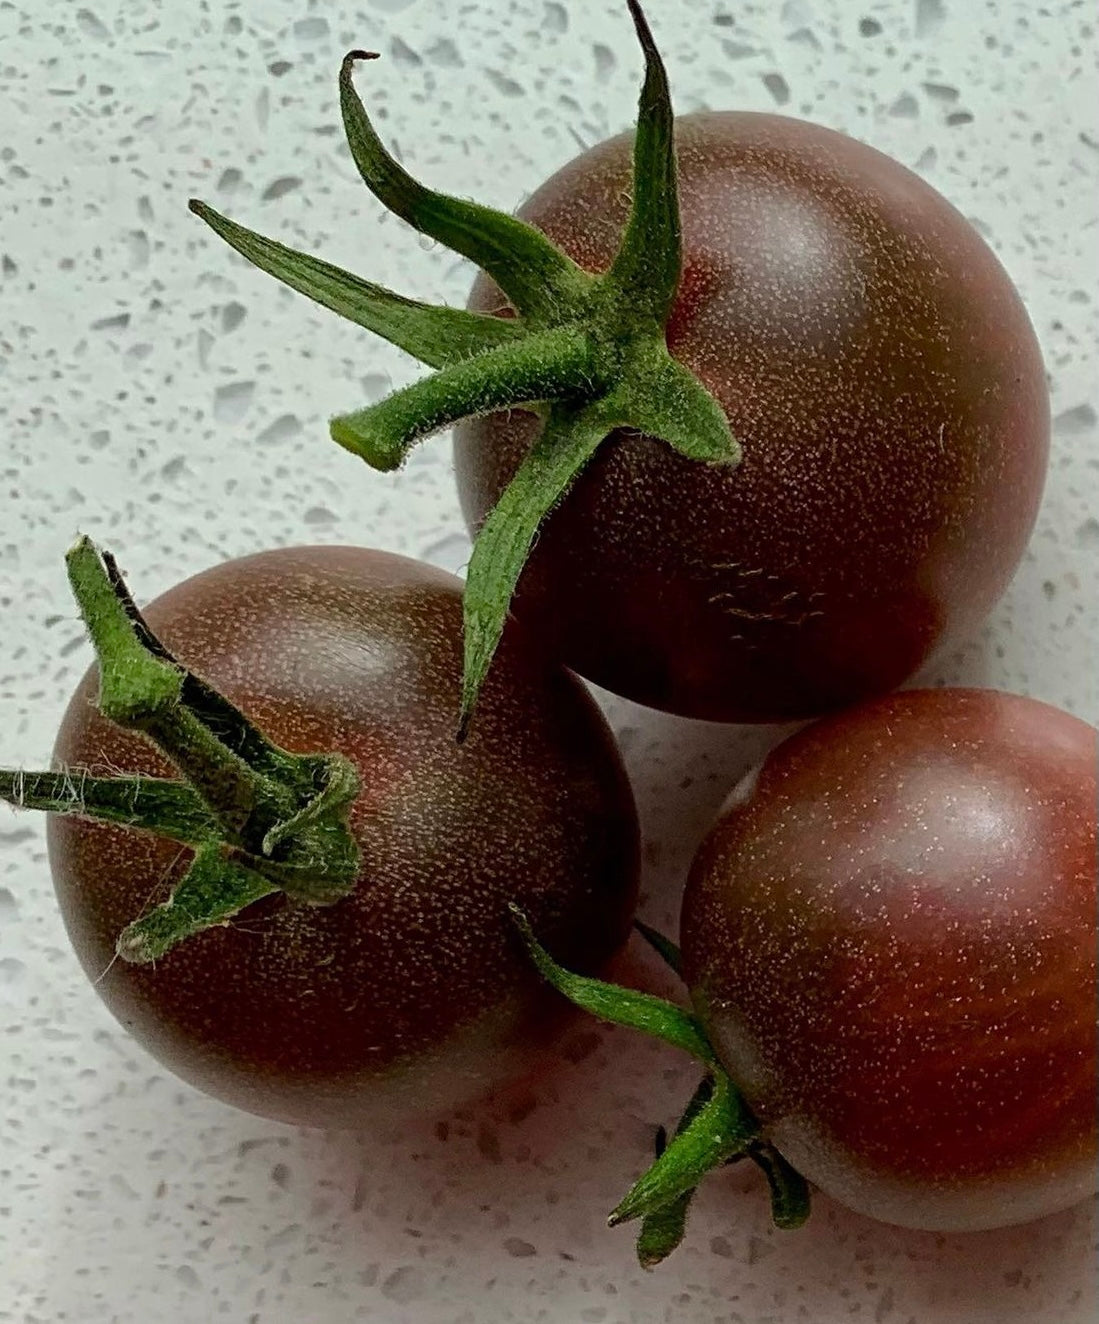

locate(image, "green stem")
[[330, 327, 601, 471], [67, 540, 291, 835], [1, 539, 363, 964], [66, 539, 183, 728], [100, 550, 315, 792]]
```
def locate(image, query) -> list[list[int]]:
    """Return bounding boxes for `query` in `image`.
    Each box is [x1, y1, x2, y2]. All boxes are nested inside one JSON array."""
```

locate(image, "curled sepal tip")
[[338, 49, 591, 325]]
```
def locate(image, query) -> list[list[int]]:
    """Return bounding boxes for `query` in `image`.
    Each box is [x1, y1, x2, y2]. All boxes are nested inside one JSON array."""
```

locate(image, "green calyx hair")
[[0, 538, 362, 964], [189, 0, 739, 737], [512, 909, 811, 1268]]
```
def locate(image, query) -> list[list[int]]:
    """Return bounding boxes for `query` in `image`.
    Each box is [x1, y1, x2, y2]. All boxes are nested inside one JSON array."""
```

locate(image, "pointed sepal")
[[189, 200, 527, 370], [510, 904, 715, 1065]]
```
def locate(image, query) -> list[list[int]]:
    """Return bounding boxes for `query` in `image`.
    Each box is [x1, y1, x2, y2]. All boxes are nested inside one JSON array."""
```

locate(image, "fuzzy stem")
[[100, 550, 322, 796], [0, 770, 215, 845], [66, 539, 182, 726], [330, 327, 601, 471], [67, 539, 292, 835]]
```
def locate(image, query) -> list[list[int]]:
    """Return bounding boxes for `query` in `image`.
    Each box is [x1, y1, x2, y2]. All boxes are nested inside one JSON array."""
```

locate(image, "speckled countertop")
[[1, 1, 1096, 1321]]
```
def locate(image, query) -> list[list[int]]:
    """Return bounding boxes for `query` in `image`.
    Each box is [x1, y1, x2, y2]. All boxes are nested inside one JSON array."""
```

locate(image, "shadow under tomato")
[[236, 1028, 1095, 1324]]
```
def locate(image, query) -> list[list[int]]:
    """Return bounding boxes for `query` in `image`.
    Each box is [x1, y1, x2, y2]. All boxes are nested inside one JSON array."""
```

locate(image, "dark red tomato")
[[456, 114, 1049, 722], [681, 688, 1097, 1230], [48, 546, 639, 1127]]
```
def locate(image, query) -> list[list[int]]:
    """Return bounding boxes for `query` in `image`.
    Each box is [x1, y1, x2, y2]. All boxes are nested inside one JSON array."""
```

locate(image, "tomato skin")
[[48, 546, 639, 1127], [456, 113, 1049, 721], [681, 688, 1097, 1230]]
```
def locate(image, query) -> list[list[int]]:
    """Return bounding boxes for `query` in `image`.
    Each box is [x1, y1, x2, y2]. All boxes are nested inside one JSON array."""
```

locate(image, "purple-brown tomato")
[[456, 116, 1049, 721], [48, 546, 639, 1127]]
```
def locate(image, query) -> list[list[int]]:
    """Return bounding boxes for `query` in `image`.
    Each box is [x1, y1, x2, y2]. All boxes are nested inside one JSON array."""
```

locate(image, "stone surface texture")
[[0, 1, 1096, 1321]]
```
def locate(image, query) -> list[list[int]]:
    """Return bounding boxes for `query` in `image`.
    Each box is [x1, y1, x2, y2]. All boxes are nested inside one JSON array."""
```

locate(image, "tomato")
[[681, 688, 1097, 1229], [188, 9, 1048, 726], [45, 545, 639, 1127], [455, 115, 1049, 721]]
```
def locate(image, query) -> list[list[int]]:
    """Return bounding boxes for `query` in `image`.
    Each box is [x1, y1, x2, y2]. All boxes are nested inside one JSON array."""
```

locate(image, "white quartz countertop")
[[1, 1, 1096, 1321]]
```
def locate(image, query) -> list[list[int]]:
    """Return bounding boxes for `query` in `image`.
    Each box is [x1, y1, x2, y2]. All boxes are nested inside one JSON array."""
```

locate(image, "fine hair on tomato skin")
[[682, 687, 1097, 1231]]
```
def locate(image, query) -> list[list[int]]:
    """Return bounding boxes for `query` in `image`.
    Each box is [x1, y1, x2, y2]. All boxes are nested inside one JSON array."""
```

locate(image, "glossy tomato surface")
[[48, 546, 639, 1128], [681, 688, 1097, 1230], [456, 114, 1049, 721]]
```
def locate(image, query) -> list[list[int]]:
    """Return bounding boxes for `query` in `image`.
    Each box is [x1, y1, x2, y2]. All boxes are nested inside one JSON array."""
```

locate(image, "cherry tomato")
[[681, 688, 1096, 1229], [47, 546, 639, 1127], [456, 115, 1049, 721]]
